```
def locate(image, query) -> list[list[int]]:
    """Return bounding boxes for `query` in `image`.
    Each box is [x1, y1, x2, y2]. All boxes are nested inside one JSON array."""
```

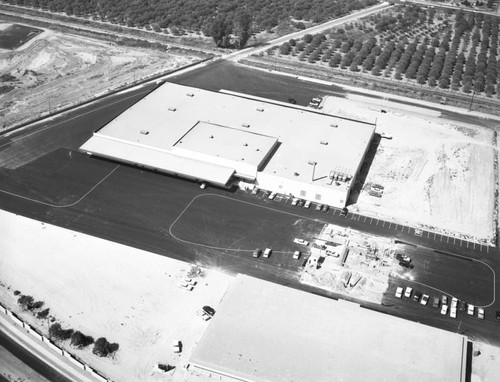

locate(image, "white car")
[[395, 287, 403, 298], [420, 294, 429, 306], [268, 192, 277, 200], [467, 304, 475, 316], [477, 308, 485, 319], [263, 248, 272, 258], [293, 238, 309, 246], [200, 182, 206, 189], [450, 307, 457, 319], [451, 297, 458, 309], [404, 287, 413, 298], [293, 251, 301, 260], [440, 304, 449, 315], [304, 200, 311, 208], [291, 197, 299, 206]]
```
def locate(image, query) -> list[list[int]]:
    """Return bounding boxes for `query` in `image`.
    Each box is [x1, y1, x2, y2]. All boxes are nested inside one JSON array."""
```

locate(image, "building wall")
[[256, 172, 349, 208]]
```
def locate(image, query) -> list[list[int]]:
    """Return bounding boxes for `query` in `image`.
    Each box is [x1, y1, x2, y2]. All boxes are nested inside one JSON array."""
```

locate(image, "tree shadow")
[[347, 133, 382, 206]]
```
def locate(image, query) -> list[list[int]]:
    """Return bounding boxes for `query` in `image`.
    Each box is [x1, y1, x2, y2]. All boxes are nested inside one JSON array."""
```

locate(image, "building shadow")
[[346, 133, 382, 206]]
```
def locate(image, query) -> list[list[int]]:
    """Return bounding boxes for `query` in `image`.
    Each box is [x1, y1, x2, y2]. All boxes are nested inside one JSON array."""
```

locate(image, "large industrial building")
[[190, 275, 469, 382], [80, 83, 375, 207]]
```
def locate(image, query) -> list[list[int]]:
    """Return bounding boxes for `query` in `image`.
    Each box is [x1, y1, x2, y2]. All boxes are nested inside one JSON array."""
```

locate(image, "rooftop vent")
[[256, 108, 264, 112], [168, 107, 176, 112], [140, 130, 149, 135], [243, 143, 248, 146], [186, 93, 194, 97], [330, 123, 338, 128], [308, 160, 316, 165], [209, 135, 214, 139], [242, 123, 250, 128], [320, 140, 328, 145], [294, 172, 300, 177]]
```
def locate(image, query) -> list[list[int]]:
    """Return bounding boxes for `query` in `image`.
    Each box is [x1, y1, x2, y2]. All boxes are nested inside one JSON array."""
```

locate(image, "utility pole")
[[468, 90, 476, 111]]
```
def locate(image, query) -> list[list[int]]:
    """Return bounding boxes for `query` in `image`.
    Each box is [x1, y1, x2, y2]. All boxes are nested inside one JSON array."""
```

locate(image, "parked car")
[[441, 305, 449, 315], [459, 300, 467, 311], [451, 297, 458, 309], [200, 182, 207, 189], [450, 307, 457, 319], [293, 251, 301, 260], [297, 199, 304, 207], [251, 187, 259, 195], [404, 287, 413, 298], [291, 197, 299, 206], [432, 297, 440, 308], [467, 304, 475, 316], [395, 287, 403, 298], [340, 207, 348, 217], [396, 253, 411, 263], [268, 192, 277, 200], [263, 191, 270, 199], [496, 311, 500, 321], [263, 248, 272, 258], [412, 292, 421, 302], [477, 308, 485, 320], [315, 204, 323, 211], [253, 248, 261, 258], [173, 340, 182, 353], [293, 238, 309, 246], [420, 294, 430, 306], [304, 200, 311, 208], [441, 295, 448, 306], [321, 205, 329, 213], [202, 306, 215, 317], [399, 261, 414, 269]]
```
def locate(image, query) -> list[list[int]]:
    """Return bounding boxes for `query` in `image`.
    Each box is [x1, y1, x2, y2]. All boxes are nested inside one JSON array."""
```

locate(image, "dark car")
[[459, 300, 467, 311], [399, 261, 414, 269], [315, 204, 323, 211], [340, 207, 348, 217], [413, 292, 421, 302], [496, 311, 500, 321], [321, 205, 329, 213], [396, 253, 411, 263], [432, 297, 440, 308], [202, 306, 215, 317]]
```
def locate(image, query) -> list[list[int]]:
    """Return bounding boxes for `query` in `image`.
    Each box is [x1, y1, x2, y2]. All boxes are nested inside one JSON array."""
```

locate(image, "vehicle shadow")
[[347, 133, 381, 206]]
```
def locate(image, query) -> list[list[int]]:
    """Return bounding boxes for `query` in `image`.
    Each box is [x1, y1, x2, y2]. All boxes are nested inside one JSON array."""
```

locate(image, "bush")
[[17, 295, 34, 310], [49, 323, 74, 341], [36, 308, 50, 319], [70, 331, 94, 348], [93, 337, 119, 357]]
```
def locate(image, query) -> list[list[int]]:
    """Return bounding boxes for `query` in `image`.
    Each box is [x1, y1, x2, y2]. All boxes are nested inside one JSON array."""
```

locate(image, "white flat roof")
[[80, 83, 374, 187], [190, 275, 467, 382], [174, 121, 278, 168]]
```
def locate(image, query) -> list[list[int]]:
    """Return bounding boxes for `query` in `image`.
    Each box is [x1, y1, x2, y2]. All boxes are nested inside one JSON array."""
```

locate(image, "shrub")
[[70, 331, 94, 348], [18, 295, 34, 310], [93, 337, 119, 357], [36, 308, 50, 319], [49, 323, 74, 341]]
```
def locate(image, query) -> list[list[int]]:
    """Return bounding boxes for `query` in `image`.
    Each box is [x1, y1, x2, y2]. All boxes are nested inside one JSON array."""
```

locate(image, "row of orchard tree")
[[278, 7, 500, 96], [4, 0, 377, 48]]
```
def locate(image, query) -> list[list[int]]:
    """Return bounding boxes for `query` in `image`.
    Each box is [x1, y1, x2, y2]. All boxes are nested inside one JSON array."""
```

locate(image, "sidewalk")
[[0, 315, 98, 382]]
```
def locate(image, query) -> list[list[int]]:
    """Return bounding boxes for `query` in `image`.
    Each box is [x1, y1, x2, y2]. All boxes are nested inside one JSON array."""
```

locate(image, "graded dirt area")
[[321, 95, 496, 243], [0, 22, 199, 131], [0, 210, 233, 382]]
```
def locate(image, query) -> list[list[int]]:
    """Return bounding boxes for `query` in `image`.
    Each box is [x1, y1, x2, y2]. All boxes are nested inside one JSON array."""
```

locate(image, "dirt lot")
[[0, 22, 199, 131], [0, 210, 233, 382], [320, 95, 496, 243]]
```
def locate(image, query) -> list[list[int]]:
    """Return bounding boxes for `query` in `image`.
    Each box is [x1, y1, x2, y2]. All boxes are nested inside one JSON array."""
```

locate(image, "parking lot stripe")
[[401, 225, 404, 232], [427, 231, 430, 238], [453, 237, 455, 244], [460, 240, 462, 247], [370, 217, 373, 224], [394, 224, 398, 230], [388, 222, 391, 228], [382, 221, 385, 227], [363, 216, 367, 223], [467, 241, 469, 248], [376, 220, 379, 226], [440, 235, 443, 242], [487, 246, 490, 253], [433, 233, 436, 239], [447, 236, 449, 243]]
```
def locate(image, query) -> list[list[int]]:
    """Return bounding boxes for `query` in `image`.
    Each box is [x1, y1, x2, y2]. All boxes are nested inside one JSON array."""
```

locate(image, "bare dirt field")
[[0, 22, 199, 131], [321, 95, 496, 243], [0, 210, 233, 382]]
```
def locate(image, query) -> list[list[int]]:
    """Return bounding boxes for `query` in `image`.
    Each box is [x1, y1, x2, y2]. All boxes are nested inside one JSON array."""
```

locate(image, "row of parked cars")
[[254, 187, 349, 216], [395, 286, 485, 319]]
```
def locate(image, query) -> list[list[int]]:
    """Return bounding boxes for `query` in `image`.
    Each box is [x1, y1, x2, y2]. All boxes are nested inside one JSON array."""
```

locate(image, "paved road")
[[1, 61, 499, 347], [224, 2, 392, 62], [0, 148, 498, 345], [0, 329, 70, 382]]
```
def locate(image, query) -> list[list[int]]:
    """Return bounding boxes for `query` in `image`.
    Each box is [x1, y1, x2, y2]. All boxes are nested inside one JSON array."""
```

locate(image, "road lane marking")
[[0, 165, 120, 208]]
